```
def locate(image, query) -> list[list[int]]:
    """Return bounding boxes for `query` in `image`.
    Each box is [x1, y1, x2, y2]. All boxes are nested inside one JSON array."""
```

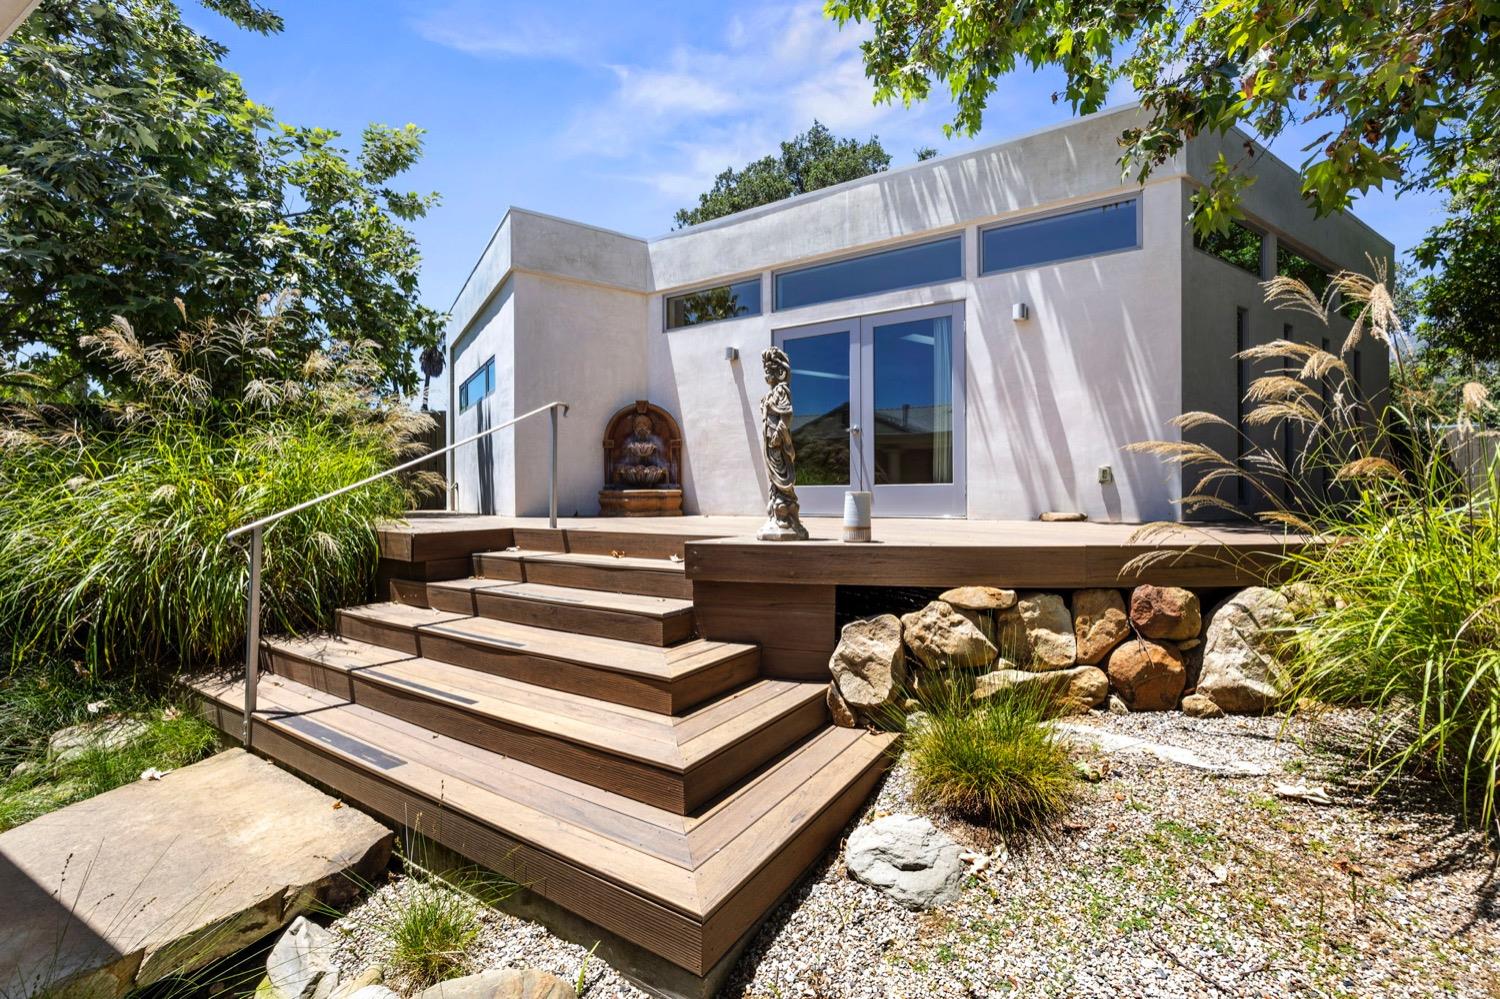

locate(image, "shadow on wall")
[[476, 399, 495, 516]]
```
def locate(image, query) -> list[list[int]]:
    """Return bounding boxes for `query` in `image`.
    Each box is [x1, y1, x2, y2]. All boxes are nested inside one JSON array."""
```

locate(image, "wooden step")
[[262, 635, 827, 813], [420, 579, 696, 646], [192, 674, 895, 977], [335, 604, 756, 713], [474, 550, 692, 600]]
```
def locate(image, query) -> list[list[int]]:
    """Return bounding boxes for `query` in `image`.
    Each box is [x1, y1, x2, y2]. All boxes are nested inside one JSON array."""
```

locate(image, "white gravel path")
[[328, 709, 1500, 998]]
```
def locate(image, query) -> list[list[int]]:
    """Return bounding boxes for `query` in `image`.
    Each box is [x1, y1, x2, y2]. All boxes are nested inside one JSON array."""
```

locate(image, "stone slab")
[[0, 749, 392, 999]]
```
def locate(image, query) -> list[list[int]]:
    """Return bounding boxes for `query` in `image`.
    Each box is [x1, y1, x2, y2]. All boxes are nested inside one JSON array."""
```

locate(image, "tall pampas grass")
[[0, 297, 438, 679]]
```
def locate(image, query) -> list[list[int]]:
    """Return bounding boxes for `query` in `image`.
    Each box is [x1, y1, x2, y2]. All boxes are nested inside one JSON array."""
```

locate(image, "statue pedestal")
[[599, 488, 683, 517], [756, 518, 809, 541]]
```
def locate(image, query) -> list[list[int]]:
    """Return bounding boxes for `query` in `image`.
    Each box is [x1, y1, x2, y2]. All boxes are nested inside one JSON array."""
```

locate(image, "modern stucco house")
[[443, 103, 1392, 523]]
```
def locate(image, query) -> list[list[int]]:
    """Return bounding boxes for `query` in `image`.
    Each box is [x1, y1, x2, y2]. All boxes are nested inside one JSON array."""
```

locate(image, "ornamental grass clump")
[[903, 672, 1076, 834], [0, 296, 436, 680], [1126, 259, 1500, 832]]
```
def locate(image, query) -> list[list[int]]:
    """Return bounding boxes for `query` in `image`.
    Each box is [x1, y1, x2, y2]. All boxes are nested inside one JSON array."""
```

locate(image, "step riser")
[[512, 527, 697, 561], [267, 651, 827, 814], [471, 589, 693, 647], [336, 610, 420, 655], [474, 554, 693, 600]]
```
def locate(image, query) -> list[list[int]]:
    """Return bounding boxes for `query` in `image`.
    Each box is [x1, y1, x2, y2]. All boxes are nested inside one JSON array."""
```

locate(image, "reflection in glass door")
[[774, 303, 964, 517]]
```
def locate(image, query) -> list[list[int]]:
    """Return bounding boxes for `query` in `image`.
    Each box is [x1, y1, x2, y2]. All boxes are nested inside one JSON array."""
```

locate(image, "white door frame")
[[774, 301, 967, 518]]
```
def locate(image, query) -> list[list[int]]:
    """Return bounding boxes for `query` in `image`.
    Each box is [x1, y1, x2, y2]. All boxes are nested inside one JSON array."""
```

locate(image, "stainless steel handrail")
[[226, 399, 569, 744]]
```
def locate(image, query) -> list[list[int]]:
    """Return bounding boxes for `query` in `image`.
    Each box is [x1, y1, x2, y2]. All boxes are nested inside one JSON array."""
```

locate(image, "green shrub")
[[903, 674, 1077, 833], [381, 881, 482, 989], [1129, 261, 1500, 830], [0, 302, 434, 679]]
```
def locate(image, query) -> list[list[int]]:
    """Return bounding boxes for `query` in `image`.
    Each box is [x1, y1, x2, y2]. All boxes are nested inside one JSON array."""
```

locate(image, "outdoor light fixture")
[[1012, 302, 1030, 322], [724, 346, 739, 362]]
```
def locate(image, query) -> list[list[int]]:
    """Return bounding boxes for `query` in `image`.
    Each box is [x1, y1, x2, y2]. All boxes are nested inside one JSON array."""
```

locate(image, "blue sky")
[[188, 1, 1446, 403]]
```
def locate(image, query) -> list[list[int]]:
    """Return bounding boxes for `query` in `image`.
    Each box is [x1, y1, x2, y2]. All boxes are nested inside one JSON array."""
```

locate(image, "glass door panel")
[[783, 330, 852, 487], [870, 315, 954, 486]]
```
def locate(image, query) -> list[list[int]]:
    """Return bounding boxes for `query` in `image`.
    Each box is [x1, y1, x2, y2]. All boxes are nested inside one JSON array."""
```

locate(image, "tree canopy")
[[674, 121, 892, 228], [0, 0, 444, 394], [826, 0, 1500, 234], [1413, 169, 1500, 364]]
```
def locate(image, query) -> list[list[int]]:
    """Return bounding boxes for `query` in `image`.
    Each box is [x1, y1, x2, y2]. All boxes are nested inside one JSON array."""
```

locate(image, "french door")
[[773, 302, 966, 517]]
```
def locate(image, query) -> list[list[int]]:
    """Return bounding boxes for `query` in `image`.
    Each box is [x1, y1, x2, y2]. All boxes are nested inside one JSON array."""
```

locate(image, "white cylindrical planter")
[[843, 490, 872, 543]]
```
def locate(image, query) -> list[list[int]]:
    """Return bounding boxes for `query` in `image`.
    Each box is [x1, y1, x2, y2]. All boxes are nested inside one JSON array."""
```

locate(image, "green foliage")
[[826, 0, 1498, 233], [0, 669, 217, 832], [381, 881, 482, 989], [0, 300, 433, 679], [674, 121, 892, 228], [0, 0, 444, 394], [1413, 168, 1500, 364], [1130, 264, 1500, 829], [901, 673, 1077, 834]]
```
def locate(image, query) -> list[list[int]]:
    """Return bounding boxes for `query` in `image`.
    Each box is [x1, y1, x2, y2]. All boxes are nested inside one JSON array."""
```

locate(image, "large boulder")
[[1071, 589, 1130, 666], [829, 615, 906, 711], [827, 683, 858, 728], [414, 969, 576, 999], [1105, 639, 1186, 712], [938, 586, 1016, 641], [266, 917, 340, 999], [972, 665, 1108, 713], [900, 602, 997, 670], [845, 815, 965, 909], [1011, 592, 1076, 670], [1197, 587, 1295, 714], [1129, 585, 1202, 641]]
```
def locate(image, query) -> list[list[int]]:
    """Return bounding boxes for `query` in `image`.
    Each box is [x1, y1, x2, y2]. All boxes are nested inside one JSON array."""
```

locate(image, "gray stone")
[[267, 917, 340, 999], [47, 717, 150, 764], [900, 601, 997, 669], [0, 750, 392, 999], [330, 966, 384, 999], [1014, 592, 1077, 670], [414, 968, 577, 999], [1107, 694, 1129, 716], [344, 989, 400, 999], [845, 815, 965, 909], [1181, 693, 1225, 718], [972, 665, 1108, 713], [1197, 587, 1295, 714], [1071, 589, 1130, 666], [829, 615, 906, 710]]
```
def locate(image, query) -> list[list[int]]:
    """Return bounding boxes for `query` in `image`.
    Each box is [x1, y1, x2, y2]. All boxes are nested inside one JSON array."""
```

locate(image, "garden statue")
[[599, 401, 684, 516], [757, 346, 809, 541]]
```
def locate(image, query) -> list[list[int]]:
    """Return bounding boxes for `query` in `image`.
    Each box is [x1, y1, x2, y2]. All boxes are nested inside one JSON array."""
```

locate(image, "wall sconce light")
[[724, 346, 739, 362], [1012, 302, 1030, 322]]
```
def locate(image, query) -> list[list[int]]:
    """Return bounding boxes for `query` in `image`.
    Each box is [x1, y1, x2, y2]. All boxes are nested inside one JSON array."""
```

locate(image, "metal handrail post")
[[242, 525, 262, 745], [549, 405, 559, 529]]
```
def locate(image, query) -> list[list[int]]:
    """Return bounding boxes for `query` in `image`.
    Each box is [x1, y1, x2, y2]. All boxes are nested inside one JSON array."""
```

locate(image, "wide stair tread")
[[423, 578, 695, 646], [262, 634, 827, 813], [192, 672, 895, 975], [334, 602, 756, 713], [474, 549, 692, 599]]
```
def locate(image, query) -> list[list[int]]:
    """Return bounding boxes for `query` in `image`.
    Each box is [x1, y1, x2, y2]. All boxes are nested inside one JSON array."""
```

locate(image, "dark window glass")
[[981, 199, 1138, 274], [458, 357, 494, 412], [782, 331, 851, 485], [1195, 221, 1263, 275], [664, 278, 761, 330], [1276, 242, 1330, 298], [775, 236, 962, 311]]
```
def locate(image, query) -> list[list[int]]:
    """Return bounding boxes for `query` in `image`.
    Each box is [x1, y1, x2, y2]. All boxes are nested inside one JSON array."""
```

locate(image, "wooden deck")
[[189, 512, 1298, 991]]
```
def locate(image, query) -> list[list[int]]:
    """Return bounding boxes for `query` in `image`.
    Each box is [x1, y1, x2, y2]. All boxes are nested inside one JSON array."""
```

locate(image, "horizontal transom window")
[[774, 235, 963, 311], [458, 357, 494, 413], [664, 278, 762, 330], [980, 198, 1139, 274]]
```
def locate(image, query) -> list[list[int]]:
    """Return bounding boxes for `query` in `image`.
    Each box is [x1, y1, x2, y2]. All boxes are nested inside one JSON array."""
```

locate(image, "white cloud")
[[410, 2, 587, 61]]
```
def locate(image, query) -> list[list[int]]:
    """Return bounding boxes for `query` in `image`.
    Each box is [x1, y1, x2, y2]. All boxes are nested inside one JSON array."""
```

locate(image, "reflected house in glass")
[[443, 104, 1391, 522]]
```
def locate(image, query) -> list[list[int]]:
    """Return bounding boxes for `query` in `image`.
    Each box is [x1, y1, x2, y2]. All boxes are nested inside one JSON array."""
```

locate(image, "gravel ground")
[[327, 709, 1500, 999]]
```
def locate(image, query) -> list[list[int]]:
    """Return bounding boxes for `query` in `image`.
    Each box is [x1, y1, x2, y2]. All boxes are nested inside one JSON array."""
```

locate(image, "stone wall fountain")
[[598, 400, 684, 516]]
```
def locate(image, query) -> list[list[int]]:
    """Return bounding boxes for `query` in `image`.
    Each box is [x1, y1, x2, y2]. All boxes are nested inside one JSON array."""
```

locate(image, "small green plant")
[[900, 672, 1076, 834], [381, 880, 482, 989]]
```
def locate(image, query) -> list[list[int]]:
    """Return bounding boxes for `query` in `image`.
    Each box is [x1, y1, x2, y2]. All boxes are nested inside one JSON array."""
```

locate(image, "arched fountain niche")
[[598, 400, 684, 516]]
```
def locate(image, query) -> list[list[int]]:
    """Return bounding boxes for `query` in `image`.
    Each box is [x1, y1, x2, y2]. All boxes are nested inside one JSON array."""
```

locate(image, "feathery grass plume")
[[0, 298, 437, 680], [1130, 261, 1500, 831]]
